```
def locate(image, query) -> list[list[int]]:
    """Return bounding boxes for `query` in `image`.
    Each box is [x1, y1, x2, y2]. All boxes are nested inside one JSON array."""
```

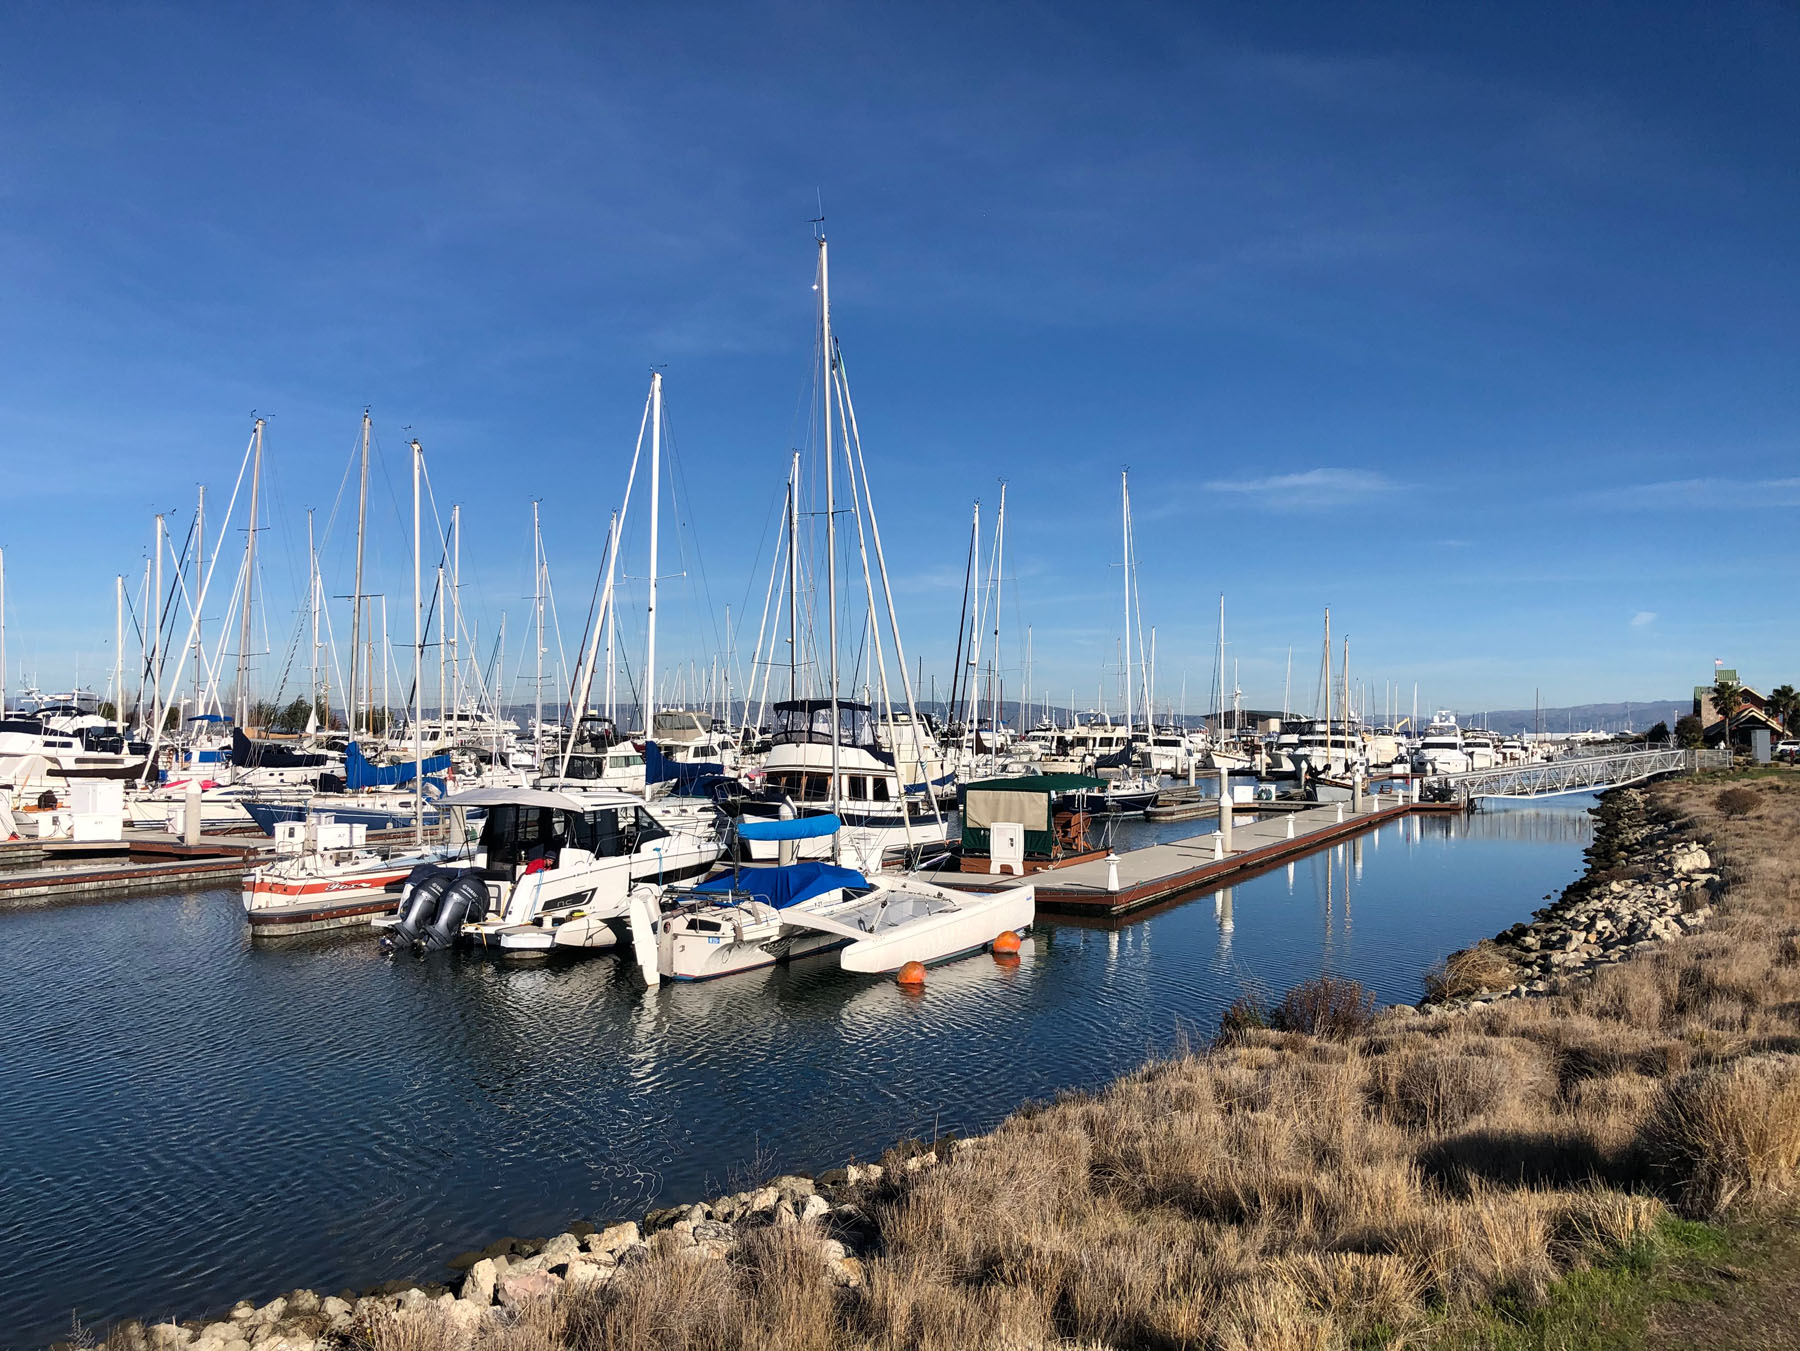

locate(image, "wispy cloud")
[[1600, 477, 1800, 510], [1631, 610, 1657, 628], [1204, 467, 1405, 511]]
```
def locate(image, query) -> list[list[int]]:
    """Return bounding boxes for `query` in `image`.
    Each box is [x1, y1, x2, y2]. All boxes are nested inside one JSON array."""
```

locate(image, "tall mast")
[[451, 503, 462, 716], [307, 509, 319, 729], [645, 370, 663, 735], [605, 510, 618, 722], [0, 546, 5, 714], [1217, 594, 1226, 731], [786, 450, 799, 703], [532, 500, 544, 753], [1120, 470, 1133, 738], [436, 565, 446, 722], [235, 418, 262, 729], [349, 409, 369, 737], [151, 514, 164, 735], [991, 481, 1006, 752], [412, 439, 424, 841], [1284, 646, 1292, 720], [113, 575, 123, 724], [193, 485, 205, 716], [1323, 607, 1333, 772], [819, 234, 839, 812]]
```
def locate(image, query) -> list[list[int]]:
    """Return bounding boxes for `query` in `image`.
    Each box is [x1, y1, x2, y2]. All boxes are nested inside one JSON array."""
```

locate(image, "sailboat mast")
[[235, 418, 263, 729], [646, 370, 662, 735], [349, 410, 369, 737], [193, 484, 205, 717], [532, 500, 544, 753], [113, 574, 123, 724], [786, 450, 799, 704], [1121, 470, 1133, 739], [819, 235, 840, 812], [412, 439, 424, 841], [151, 513, 164, 736], [307, 509, 319, 727], [991, 481, 1005, 752], [1323, 608, 1333, 773], [1217, 594, 1226, 731], [451, 504, 462, 718], [605, 510, 618, 723]]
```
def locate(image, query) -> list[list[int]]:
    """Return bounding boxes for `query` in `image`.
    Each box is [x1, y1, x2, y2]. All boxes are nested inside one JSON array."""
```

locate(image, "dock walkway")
[[943, 797, 1415, 916]]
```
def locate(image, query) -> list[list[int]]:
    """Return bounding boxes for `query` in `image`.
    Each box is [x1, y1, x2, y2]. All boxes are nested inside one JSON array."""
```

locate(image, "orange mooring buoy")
[[991, 930, 1022, 956], [896, 960, 928, 987]]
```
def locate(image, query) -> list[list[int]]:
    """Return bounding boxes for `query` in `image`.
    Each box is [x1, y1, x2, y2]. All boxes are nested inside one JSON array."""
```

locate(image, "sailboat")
[[724, 230, 950, 872]]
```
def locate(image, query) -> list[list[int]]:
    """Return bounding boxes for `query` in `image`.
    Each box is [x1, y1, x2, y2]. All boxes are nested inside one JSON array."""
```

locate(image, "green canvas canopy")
[[958, 774, 1105, 856]]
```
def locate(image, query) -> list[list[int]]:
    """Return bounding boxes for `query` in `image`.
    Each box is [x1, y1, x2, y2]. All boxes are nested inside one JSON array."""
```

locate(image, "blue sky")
[[2, 1, 1796, 718]]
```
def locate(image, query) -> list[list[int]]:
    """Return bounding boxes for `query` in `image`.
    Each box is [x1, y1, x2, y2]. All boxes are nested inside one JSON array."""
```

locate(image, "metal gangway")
[[1423, 748, 1726, 803]]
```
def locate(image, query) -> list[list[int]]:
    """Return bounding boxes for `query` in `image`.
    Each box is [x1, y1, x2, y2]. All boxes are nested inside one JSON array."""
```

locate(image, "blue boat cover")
[[644, 738, 726, 790], [738, 813, 841, 841], [346, 740, 453, 790], [694, 861, 867, 910]]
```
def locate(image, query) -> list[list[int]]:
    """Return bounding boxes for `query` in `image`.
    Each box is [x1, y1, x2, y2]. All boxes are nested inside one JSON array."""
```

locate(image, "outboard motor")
[[421, 873, 488, 951], [380, 865, 455, 953]]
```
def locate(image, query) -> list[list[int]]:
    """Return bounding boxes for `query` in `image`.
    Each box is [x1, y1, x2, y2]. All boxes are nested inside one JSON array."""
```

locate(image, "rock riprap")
[[1423, 787, 1719, 1011]]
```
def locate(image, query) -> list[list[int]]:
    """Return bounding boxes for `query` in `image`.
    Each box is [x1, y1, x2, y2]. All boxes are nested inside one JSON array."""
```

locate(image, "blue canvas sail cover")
[[693, 861, 867, 910], [643, 738, 726, 790], [737, 813, 841, 841], [346, 740, 452, 790]]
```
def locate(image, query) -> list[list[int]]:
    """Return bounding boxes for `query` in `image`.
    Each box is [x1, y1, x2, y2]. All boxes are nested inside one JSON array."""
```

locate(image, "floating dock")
[[945, 796, 1417, 917], [0, 835, 264, 906]]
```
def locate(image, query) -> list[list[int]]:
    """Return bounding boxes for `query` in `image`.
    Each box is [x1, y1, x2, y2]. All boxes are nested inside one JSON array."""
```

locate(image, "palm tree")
[[1769, 683, 1798, 735], [1711, 679, 1745, 750]]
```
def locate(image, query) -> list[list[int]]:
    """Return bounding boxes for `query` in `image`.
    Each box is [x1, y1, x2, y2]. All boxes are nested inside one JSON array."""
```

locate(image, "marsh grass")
[[385, 775, 1800, 1350]]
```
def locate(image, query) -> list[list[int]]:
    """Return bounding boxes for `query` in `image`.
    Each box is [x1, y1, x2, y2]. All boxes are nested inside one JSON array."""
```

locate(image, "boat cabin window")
[[871, 776, 891, 803], [802, 773, 832, 802], [847, 775, 868, 800], [479, 805, 568, 875]]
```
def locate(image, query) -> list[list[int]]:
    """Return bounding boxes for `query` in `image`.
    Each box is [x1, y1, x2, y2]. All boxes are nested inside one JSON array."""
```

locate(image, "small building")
[[1693, 671, 1785, 747]]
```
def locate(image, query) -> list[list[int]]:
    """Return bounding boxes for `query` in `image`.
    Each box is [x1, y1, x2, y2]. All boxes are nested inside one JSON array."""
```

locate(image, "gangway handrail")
[[1422, 748, 1725, 803]]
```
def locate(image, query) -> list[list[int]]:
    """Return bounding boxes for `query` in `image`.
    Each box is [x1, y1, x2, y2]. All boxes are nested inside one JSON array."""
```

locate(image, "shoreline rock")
[[1421, 786, 1718, 1012]]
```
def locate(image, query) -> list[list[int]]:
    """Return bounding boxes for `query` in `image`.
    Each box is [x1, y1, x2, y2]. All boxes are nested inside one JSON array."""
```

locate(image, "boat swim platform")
[[938, 797, 1419, 917]]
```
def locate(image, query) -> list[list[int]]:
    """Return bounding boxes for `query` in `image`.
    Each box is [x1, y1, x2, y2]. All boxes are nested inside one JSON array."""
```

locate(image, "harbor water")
[[0, 798, 1594, 1343]]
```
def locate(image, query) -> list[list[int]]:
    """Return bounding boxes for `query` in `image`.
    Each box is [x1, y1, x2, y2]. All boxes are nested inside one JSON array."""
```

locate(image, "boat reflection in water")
[[0, 798, 1599, 1346]]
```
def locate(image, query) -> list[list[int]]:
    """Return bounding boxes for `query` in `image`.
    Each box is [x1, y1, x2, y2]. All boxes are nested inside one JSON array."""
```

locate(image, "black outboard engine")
[[421, 873, 488, 951], [380, 864, 456, 953]]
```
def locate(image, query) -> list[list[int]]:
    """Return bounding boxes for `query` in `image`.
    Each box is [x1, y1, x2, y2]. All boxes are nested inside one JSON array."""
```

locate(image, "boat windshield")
[[768, 700, 885, 753]]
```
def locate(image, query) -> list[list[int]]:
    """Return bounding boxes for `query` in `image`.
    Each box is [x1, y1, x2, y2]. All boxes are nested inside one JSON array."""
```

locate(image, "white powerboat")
[[373, 786, 720, 956], [1414, 712, 1471, 775]]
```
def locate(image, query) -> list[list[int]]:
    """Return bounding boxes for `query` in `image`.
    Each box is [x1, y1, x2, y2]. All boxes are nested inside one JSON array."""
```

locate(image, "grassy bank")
[[130, 776, 1800, 1351]]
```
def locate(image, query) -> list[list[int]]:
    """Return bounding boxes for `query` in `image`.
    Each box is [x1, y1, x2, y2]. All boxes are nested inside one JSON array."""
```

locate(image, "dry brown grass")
[[1423, 939, 1520, 1003], [390, 774, 1800, 1350]]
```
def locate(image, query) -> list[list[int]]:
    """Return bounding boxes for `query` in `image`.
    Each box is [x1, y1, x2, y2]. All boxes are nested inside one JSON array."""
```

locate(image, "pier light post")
[[1105, 852, 1120, 893], [1217, 778, 1233, 853]]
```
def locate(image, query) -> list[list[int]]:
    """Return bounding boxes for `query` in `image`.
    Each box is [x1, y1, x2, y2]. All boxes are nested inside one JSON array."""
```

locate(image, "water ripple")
[[0, 799, 1593, 1344]]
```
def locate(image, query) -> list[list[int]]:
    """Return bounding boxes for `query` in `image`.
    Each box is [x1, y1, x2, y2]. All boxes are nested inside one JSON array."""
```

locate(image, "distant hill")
[[1452, 701, 1689, 736]]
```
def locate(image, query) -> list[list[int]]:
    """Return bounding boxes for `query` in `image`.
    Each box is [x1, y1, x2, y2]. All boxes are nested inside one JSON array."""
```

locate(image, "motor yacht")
[[1414, 712, 1471, 775], [373, 785, 721, 956]]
